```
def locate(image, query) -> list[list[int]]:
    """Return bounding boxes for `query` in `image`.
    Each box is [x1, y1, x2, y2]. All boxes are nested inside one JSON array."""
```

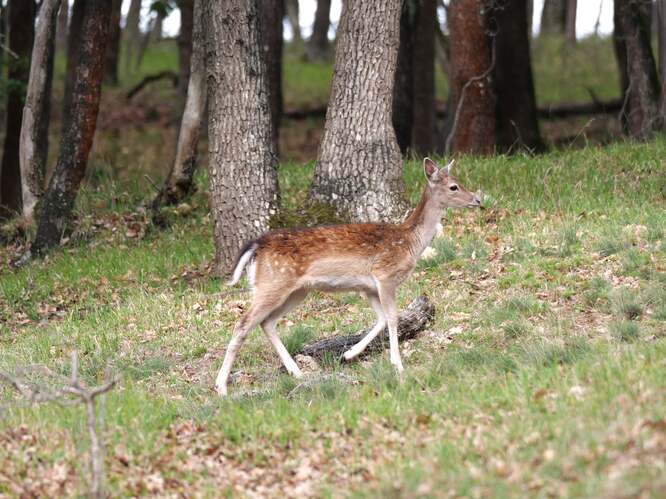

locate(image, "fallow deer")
[[216, 158, 481, 396]]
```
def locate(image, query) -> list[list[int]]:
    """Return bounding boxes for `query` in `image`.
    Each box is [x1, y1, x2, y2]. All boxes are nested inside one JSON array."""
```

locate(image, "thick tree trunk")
[[658, 0, 666, 126], [32, 0, 111, 254], [125, 0, 142, 71], [177, 0, 194, 99], [310, 0, 406, 223], [261, 0, 284, 154], [152, 0, 205, 211], [0, 0, 36, 220], [492, 0, 544, 152], [104, 0, 122, 85], [307, 0, 331, 61], [19, 0, 61, 225], [56, 0, 69, 51], [202, 0, 279, 277], [285, 0, 302, 44], [614, 0, 661, 139], [445, 0, 495, 155], [63, 0, 85, 122], [540, 0, 565, 34], [565, 0, 577, 44]]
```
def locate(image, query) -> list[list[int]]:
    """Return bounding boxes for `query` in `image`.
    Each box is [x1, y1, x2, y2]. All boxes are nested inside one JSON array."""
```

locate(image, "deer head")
[[423, 158, 481, 209]]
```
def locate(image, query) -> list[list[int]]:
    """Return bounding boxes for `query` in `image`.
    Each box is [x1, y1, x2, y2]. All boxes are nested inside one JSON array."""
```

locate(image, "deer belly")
[[306, 275, 377, 293]]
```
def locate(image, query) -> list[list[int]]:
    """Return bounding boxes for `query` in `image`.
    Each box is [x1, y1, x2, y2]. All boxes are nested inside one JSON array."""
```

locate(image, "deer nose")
[[473, 194, 482, 206]]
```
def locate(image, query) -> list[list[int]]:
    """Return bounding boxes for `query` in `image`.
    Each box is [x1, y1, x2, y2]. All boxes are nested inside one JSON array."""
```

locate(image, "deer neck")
[[402, 187, 442, 256]]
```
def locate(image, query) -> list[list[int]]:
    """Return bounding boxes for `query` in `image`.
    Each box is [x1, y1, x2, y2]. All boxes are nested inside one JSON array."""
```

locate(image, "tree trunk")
[[307, 0, 331, 61], [492, 0, 544, 152], [527, 0, 534, 35], [104, 0, 122, 85], [658, 0, 666, 126], [19, 0, 61, 225], [32, 0, 111, 254], [540, 0, 565, 34], [202, 0, 279, 277], [392, 1, 415, 154], [614, 0, 661, 139], [125, 0, 142, 72], [152, 0, 205, 211], [177, 0, 194, 99], [0, 0, 36, 220], [56, 0, 68, 51], [445, 0, 495, 155], [565, 0, 577, 44], [63, 0, 85, 122], [310, 0, 406, 223], [285, 0, 301, 44], [153, 11, 164, 41], [412, 0, 436, 155], [260, 0, 284, 154]]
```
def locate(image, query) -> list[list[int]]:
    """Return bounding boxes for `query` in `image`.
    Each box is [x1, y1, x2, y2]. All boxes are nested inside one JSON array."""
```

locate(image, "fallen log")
[[297, 295, 435, 361], [126, 70, 179, 100]]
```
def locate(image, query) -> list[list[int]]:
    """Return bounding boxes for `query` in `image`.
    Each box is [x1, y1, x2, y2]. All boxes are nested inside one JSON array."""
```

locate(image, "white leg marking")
[[343, 293, 386, 361]]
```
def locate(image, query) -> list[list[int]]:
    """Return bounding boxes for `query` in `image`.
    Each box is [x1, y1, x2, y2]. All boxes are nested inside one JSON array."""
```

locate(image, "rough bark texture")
[[540, 0, 565, 34], [152, 0, 205, 210], [56, 0, 69, 51], [614, 0, 661, 139], [285, 0, 301, 43], [125, 0, 142, 71], [412, 0, 436, 155], [310, 0, 406, 223], [0, 0, 36, 219], [492, 0, 544, 152], [19, 0, 61, 225], [446, 0, 495, 155], [658, 0, 666, 126], [32, 0, 111, 254], [564, 0, 577, 44], [298, 295, 435, 361], [104, 0, 122, 85], [202, 0, 279, 277], [260, 0, 284, 153], [177, 0, 194, 99], [307, 0, 331, 61], [63, 0, 85, 122]]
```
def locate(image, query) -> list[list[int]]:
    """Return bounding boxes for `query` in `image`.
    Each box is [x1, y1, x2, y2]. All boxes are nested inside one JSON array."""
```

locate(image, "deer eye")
[[449, 185, 459, 191]]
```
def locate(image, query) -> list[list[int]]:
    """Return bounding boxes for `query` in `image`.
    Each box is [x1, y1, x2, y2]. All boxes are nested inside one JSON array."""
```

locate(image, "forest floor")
[[2, 38, 666, 497]]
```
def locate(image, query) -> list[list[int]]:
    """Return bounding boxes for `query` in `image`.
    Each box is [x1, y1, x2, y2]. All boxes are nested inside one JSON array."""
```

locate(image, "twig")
[[126, 70, 179, 99]]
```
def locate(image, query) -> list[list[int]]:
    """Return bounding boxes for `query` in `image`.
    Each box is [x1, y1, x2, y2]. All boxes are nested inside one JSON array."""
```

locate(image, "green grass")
[[2, 139, 666, 496]]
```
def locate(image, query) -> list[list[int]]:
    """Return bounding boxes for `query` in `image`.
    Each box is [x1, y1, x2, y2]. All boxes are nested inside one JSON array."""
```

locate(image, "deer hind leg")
[[261, 289, 309, 378], [377, 282, 404, 375], [343, 292, 386, 361]]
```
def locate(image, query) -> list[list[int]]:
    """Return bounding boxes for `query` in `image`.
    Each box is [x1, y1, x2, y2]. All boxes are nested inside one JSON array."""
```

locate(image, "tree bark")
[[261, 0, 284, 154], [657, 0, 666, 126], [310, 0, 406, 223], [0, 0, 36, 220], [125, 0, 142, 72], [307, 0, 331, 61], [202, 0, 279, 277], [32, 0, 111, 254], [19, 0, 61, 225], [285, 0, 302, 44], [492, 0, 544, 152], [56, 0, 69, 51], [177, 0, 194, 99], [152, 0, 205, 211], [564, 0, 577, 44], [63, 0, 85, 122], [104, 0, 122, 85], [392, 1, 415, 154], [540, 0, 565, 34], [613, 0, 661, 139], [445, 0, 495, 155]]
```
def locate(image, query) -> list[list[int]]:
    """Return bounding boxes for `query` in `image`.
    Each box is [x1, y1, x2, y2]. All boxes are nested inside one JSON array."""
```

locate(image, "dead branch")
[[125, 70, 178, 99], [539, 98, 623, 119], [297, 295, 435, 361]]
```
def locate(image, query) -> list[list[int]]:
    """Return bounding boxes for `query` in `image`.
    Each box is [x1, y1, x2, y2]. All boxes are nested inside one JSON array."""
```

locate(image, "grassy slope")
[[2, 139, 666, 496]]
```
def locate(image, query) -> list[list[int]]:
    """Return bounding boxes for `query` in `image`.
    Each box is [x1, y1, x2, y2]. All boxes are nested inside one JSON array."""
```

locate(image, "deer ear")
[[443, 159, 455, 176], [423, 158, 439, 183]]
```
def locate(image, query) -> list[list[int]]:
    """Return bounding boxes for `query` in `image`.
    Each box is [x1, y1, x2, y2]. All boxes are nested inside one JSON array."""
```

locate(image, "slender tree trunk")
[[152, 0, 206, 211], [614, 0, 661, 139], [393, 1, 415, 154], [20, 0, 61, 225], [310, 0, 406, 223], [202, 0, 279, 277], [527, 0, 534, 35], [56, 0, 68, 51], [0, 0, 36, 220], [540, 0, 565, 34], [657, 0, 666, 126], [307, 0, 331, 61], [32, 0, 111, 254], [153, 11, 164, 41], [125, 0, 142, 72], [104, 0, 122, 85], [63, 0, 85, 121], [285, 0, 302, 44], [261, 0, 283, 154], [177, 0, 194, 99], [445, 0, 495, 155], [492, 0, 544, 152], [412, 0, 436, 155], [564, 0, 577, 44]]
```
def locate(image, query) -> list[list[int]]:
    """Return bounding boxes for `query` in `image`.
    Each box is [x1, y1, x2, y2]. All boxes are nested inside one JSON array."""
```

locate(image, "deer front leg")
[[343, 292, 386, 361], [377, 283, 404, 375]]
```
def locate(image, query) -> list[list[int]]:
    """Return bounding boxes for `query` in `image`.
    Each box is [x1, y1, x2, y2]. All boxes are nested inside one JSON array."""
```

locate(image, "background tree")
[[492, 0, 544, 152], [261, 0, 284, 153], [152, 0, 205, 211], [202, 0, 279, 276], [63, 0, 85, 118], [658, 0, 666, 125], [285, 0, 302, 44], [307, 0, 331, 62], [32, 0, 112, 254], [20, 0, 62, 225], [177, 0, 194, 98], [125, 0, 142, 71], [445, 0, 495, 155], [56, 0, 69, 51], [0, 0, 36, 220], [104, 0, 122, 85], [540, 0, 565, 34], [565, 0, 577, 44], [310, 0, 406, 223], [613, 0, 661, 139]]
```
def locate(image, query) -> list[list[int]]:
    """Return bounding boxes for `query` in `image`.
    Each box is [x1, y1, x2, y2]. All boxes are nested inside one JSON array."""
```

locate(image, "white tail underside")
[[227, 244, 257, 286]]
